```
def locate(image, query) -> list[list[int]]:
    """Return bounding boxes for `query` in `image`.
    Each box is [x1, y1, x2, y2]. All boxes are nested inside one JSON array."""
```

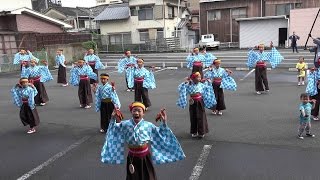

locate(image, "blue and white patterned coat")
[[247, 47, 284, 68], [13, 52, 38, 65], [11, 85, 38, 110], [118, 56, 137, 87], [306, 69, 320, 96], [202, 52, 217, 67], [204, 67, 237, 91], [84, 54, 105, 70], [128, 67, 156, 89], [176, 81, 216, 109], [95, 83, 121, 111], [69, 65, 97, 86], [21, 65, 53, 83], [101, 118, 185, 164], [186, 54, 207, 69], [55, 55, 66, 67]]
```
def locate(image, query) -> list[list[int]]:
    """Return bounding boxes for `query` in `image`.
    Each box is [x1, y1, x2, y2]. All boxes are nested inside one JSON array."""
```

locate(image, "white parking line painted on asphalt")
[[189, 145, 212, 180], [16, 136, 91, 180], [154, 68, 168, 73], [240, 69, 255, 81]]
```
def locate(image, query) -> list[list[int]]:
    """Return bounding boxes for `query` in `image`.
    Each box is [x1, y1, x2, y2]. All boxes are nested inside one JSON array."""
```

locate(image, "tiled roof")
[[94, 4, 130, 21]]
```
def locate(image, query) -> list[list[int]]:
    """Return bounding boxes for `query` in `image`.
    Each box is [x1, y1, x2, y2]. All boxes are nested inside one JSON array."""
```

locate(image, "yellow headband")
[[214, 59, 221, 64], [194, 48, 199, 51], [130, 102, 146, 111], [20, 79, 29, 83], [100, 76, 109, 79], [137, 59, 144, 63], [78, 60, 84, 63]]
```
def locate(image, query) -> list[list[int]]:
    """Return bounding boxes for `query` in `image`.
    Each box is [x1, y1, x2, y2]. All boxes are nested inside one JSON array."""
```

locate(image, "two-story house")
[[200, 0, 320, 48], [95, 0, 184, 45]]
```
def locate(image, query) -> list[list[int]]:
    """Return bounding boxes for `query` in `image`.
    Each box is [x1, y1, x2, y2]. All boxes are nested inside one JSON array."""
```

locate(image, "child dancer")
[[95, 73, 121, 133], [11, 78, 40, 134], [298, 93, 316, 139], [296, 57, 307, 86]]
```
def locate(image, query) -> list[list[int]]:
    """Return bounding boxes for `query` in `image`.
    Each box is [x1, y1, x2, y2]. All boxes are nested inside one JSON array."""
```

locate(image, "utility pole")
[[175, 0, 181, 37]]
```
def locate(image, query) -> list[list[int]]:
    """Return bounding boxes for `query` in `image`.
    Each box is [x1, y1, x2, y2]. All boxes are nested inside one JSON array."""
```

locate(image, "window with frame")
[[207, 10, 221, 21], [168, 6, 174, 19], [276, 3, 292, 16], [109, 33, 132, 45], [295, 3, 302, 9], [232, 8, 247, 19], [78, 20, 85, 28], [130, 7, 138, 16], [138, 6, 154, 20], [192, 16, 199, 23], [157, 30, 163, 39], [97, 0, 105, 3], [139, 31, 149, 41]]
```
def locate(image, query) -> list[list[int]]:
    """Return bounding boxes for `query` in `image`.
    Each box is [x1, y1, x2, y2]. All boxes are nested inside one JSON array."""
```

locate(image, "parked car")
[[199, 34, 220, 49]]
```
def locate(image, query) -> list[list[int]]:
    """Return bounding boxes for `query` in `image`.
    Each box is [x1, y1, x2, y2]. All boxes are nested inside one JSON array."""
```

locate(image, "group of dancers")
[[10, 37, 320, 179]]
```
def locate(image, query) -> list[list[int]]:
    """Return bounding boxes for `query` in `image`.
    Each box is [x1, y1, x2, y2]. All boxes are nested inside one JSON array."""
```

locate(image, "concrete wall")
[[290, 8, 320, 47], [16, 13, 64, 33], [239, 18, 288, 48], [5, 0, 32, 10], [45, 43, 87, 66]]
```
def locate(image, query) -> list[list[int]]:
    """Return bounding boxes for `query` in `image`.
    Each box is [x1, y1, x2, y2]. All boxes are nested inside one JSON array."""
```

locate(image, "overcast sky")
[[61, 0, 96, 8]]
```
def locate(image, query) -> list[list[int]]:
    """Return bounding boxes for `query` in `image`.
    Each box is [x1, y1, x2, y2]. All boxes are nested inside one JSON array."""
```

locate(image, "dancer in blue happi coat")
[[118, 51, 137, 91], [21, 59, 53, 106], [247, 42, 284, 95], [84, 49, 105, 84], [186, 48, 207, 78], [95, 73, 121, 133], [128, 58, 156, 110], [177, 72, 216, 138], [70, 59, 97, 109], [306, 35, 320, 121], [55, 49, 68, 87], [101, 102, 185, 180], [200, 47, 217, 67], [204, 59, 236, 115], [11, 77, 40, 134], [13, 49, 39, 70]]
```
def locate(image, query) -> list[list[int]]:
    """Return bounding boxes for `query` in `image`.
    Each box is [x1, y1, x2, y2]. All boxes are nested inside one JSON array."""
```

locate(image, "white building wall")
[[239, 18, 288, 48], [290, 8, 320, 47], [3, 0, 32, 10], [100, 17, 178, 44]]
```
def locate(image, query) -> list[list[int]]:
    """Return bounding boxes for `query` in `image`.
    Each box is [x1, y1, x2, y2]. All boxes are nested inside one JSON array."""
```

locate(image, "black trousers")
[[134, 81, 151, 107], [189, 99, 209, 135], [126, 153, 156, 180], [100, 101, 114, 131], [20, 104, 40, 128], [255, 66, 269, 92], [78, 79, 93, 105], [311, 88, 320, 117], [213, 83, 226, 111], [292, 45, 299, 53]]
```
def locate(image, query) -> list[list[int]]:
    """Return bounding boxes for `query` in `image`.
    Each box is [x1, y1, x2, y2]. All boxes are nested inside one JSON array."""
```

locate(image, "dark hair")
[[100, 73, 109, 77], [300, 93, 309, 99]]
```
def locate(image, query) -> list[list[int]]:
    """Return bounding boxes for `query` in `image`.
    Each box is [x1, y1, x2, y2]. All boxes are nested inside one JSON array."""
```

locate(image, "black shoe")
[[306, 134, 315, 137]]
